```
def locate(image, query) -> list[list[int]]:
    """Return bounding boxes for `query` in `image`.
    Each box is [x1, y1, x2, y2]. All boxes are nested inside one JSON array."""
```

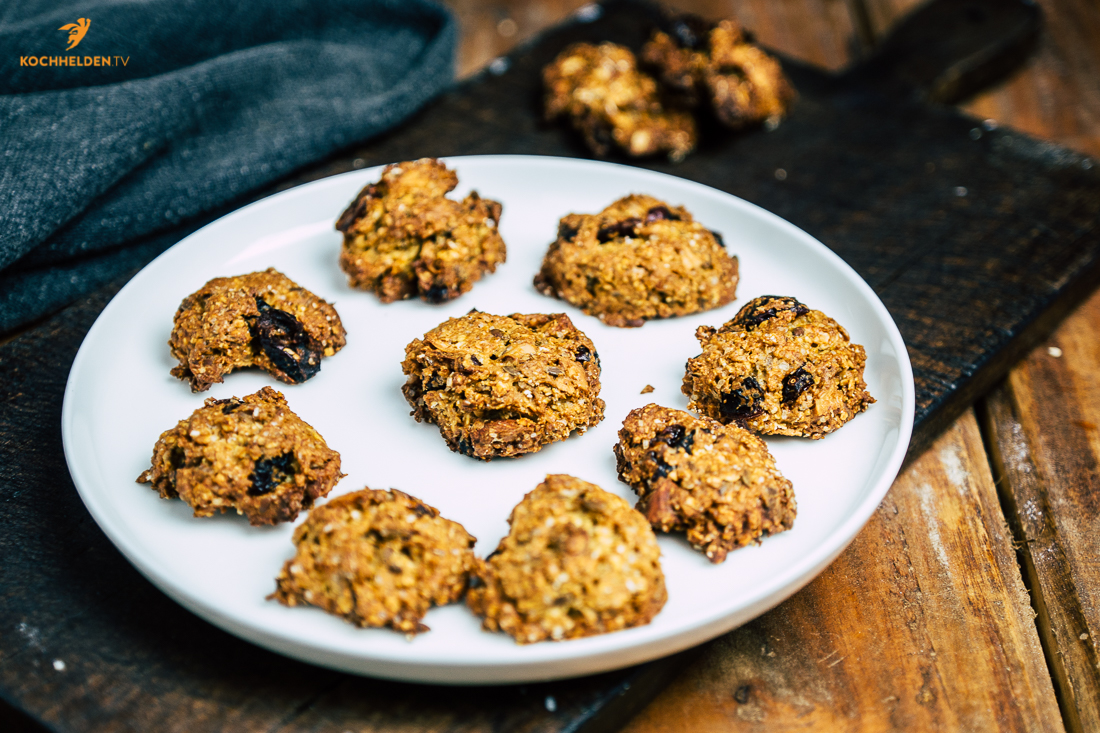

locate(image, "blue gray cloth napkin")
[[0, 0, 456, 334]]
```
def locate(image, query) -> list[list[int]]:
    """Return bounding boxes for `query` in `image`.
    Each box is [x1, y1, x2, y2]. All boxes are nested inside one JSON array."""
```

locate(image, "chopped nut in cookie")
[[467, 474, 666, 643]]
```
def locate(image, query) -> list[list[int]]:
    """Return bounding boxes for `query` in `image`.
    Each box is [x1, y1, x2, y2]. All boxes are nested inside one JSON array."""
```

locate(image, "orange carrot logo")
[[58, 18, 91, 51]]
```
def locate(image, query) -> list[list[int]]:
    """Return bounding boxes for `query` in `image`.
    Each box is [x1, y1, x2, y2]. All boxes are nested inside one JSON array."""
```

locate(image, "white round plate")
[[63, 155, 914, 684]]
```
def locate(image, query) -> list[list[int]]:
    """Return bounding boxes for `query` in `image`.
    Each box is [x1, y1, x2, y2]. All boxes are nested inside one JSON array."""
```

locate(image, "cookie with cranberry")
[[401, 310, 605, 459], [336, 158, 506, 304], [642, 16, 795, 129], [270, 488, 476, 634], [682, 296, 874, 437], [169, 268, 346, 393], [467, 474, 666, 643], [614, 403, 795, 563], [137, 386, 342, 525], [544, 42, 696, 161], [534, 194, 737, 327]]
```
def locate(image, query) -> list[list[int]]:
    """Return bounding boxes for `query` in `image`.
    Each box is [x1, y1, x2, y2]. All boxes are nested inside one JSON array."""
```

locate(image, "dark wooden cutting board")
[[2, 0, 1098, 731]]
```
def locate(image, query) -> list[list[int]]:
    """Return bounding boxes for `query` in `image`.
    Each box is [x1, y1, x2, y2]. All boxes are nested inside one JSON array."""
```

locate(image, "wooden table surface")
[[444, 0, 1100, 730]]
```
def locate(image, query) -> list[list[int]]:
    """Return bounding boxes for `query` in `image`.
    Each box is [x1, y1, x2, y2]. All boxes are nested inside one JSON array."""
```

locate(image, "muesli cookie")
[[642, 16, 795, 129], [543, 42, 696, 161], [401, 310, 605, 459], [467, 474, 667, 643], [169, 268, 346, 393], [682, 295, 874, 437], [534, 194, 738, 327], [614, 404, 795, 563], [270, 488, 476, 634], [137, 386, 343, 526], [336, 158, 506, 303]]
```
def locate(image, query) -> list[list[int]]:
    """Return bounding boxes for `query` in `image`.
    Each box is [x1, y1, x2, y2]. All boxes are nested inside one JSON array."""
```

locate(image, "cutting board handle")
[[846, 0, 1042, 103]]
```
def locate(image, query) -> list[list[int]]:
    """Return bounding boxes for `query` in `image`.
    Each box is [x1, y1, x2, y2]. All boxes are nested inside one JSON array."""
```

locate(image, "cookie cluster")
[[135, 142, 877, 646], [543, 14, 795, 160]]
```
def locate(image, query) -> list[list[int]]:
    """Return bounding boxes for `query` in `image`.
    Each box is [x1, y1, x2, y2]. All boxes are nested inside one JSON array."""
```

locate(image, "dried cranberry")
[[656, 424, 695, 454], [645, 206, 680, 222], [424, 284, 450, 304], [647, 450, 673, 479], [597, 217, 642, 242], [252, 298, 322, 383], [782, 367, 814, 404], [734, 297, 808, 330], [719, 376, 764, 420], [335, 183, 379, 232], [558, 221, 579, 240], [248, 452, 295, 496], [575, 344, 592, 363]]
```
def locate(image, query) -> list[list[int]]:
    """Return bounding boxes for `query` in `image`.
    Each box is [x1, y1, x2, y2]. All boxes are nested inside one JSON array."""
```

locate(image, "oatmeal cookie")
[[336, 158, 506, 303], [169, 268, 346, 393], [401, 310, 605, 459], [534, 194, 738, 327], [543, 42, 696, 161], [137, 386, 343, 525], [270, 488, 476, 634], [467, 474, 666, 643], [683, 296, 875, 437], [614, 404, 795, 563], [642, 16, 795, 129]]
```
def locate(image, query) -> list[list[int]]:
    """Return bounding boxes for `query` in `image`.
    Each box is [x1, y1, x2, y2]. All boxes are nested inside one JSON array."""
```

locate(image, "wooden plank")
[[443, 1, 591, 79], [863, 0, 1100, 158], [981, 289, 1100, 733], [622, 411, 1062, 731], [867, 0, 1100, 729]]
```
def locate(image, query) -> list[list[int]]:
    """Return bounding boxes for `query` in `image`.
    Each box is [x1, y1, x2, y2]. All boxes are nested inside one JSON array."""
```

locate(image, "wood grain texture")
[[865, 0, 1100, 157], [444, 0, 591, 78], [622, 411, 1062, 732], [981, 290, 1100, 733], [868, 0, 1100, 728]]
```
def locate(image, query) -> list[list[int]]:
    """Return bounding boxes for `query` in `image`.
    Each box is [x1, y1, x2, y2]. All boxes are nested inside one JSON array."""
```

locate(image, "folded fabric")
[[0, 0, 456, 334]]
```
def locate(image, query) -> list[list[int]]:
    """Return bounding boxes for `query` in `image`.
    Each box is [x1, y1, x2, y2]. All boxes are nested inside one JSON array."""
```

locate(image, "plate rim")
[[62, 154, 915, 684]]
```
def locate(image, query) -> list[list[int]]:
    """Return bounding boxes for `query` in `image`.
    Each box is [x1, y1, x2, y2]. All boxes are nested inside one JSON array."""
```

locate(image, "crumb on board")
[[641, 384, 654, 394]]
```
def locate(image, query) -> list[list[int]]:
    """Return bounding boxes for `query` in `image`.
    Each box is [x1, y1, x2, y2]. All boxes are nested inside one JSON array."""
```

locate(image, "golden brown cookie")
[[641, 16, 795, 129], [137, 386, 343, 525], [168, 268, 346, 393], [269, 488, 476, 634], [534, 194, 738, 327], [682, 296, 875, 438], [614, 404, 795, 563], [401, 310, 605, 459], [467, 474, 666, 643], [543, 42, 696, 161], [336, 158, 506, 303]]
